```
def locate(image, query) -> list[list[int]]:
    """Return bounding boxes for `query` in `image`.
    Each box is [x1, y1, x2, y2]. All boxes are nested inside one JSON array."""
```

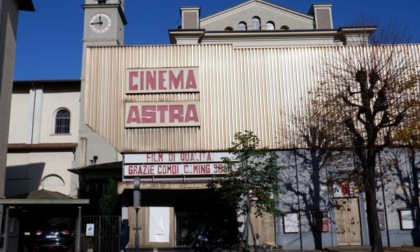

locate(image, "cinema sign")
[[126, 67, 199, 94], [125, 67, 200, 128], [123, 152, 234, 177]]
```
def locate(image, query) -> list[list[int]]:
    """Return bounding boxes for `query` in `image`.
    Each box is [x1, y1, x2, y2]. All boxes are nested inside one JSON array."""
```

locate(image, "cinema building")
[[5, 0, 419, 251]]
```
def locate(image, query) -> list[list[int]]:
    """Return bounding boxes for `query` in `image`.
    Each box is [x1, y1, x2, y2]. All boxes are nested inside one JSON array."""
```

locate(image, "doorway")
[[334, 198, 362, 246]]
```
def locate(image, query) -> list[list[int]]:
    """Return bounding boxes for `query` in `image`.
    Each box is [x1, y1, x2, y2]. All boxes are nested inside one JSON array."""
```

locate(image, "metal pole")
[[134, 177, 141, 252], [3, 206, 9, 252], [76, 206, 81, 252], [135, 208, 139, 252]]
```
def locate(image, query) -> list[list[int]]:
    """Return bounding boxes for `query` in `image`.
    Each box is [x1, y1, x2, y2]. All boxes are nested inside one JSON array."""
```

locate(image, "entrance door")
[[334, 198, 362, 246]]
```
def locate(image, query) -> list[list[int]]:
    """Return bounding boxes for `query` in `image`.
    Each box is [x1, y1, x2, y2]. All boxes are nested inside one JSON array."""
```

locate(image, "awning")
[[0, 189, 89, 205]]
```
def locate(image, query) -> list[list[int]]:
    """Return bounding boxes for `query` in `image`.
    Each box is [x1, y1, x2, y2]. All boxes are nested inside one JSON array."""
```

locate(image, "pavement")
[[283, 246, 420, 252], [326, 246, 420, 252], [128, 246, 420, 252], [271, 246, 417, 252]]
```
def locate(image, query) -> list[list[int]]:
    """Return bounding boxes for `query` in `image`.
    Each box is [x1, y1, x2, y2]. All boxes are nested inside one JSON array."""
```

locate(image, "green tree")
[[208, 130, 283, 250], [98, 179, 120, 215]]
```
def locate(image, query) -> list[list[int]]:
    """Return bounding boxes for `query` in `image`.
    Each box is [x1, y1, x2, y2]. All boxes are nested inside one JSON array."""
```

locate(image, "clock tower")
[[73, 0, 127, 192], [82, 0, 127, 45]]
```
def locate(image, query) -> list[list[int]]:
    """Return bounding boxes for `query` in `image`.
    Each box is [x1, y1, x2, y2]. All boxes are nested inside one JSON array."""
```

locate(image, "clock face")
[[90, 13, 112, 33]]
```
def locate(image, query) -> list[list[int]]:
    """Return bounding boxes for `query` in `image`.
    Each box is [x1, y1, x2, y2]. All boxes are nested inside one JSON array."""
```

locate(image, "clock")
[[90, 13, 112, 33]]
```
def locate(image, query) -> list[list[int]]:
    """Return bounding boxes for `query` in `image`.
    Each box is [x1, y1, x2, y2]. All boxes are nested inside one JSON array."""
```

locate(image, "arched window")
[[55, 109, 70, 134], [280, 25, 290, 30], [238, 22, 247, 31], [252, 16, 261, 30], [266, 21, 275, 30], [225, 26, 233, 31]]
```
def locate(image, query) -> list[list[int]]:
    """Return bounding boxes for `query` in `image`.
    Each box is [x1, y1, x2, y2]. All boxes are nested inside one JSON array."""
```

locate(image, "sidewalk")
[[127, 246, 420, 252], [327, 246, 420, 252], [284, 246, 420, 252]]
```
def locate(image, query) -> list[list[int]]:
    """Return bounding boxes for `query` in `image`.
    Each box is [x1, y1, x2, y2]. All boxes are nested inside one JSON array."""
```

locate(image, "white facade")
[[7, 80, 80, 197]]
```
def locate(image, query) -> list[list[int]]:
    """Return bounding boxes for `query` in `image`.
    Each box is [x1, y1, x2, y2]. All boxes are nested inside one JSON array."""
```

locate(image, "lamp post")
[[133, 177, 141, 252]]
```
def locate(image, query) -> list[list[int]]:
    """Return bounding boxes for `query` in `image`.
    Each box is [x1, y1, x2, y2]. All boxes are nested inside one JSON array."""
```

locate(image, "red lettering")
[[169, 70, 183, 89], [169, 105, 184, 123], [185, 70, 197, 89], [156, 105, 168, 122], [126, 103, 200, 126], [128, 71, 138, 91], [127, 165, 155, 175], [126, 68, 197, 93], [158, 70, 167, 90], [126, 106, 140, 123], [192, 164, 210, 174], [140, 71, 144, 90], [142, 105, 156, 123], [146, 71, 156, 90], [185, 104, 198, 122], [129, 165, 135, 174]]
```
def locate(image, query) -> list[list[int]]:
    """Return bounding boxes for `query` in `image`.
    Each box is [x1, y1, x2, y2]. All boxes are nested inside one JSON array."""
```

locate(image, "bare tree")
[[311, 43, 420, 251]]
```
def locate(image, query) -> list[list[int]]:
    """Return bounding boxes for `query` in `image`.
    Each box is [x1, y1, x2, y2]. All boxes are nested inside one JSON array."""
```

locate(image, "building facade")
[[6, 80, 80, 197], [6, 0, 420, 251]]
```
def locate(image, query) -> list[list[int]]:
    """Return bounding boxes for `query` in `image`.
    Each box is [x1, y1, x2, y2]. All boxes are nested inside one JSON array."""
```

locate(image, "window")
[[378, 210, 386, 231], [252, 16, 261, 30], [283, 212, 299, 233], [266, 21, 275, 30], [280, 25, 290, 30], [225, 26, 233, 31], [55, 109, 70, 134], [238, 22, 247, 31], [312, 211, 329, 232], [399, 209, 415, 230]]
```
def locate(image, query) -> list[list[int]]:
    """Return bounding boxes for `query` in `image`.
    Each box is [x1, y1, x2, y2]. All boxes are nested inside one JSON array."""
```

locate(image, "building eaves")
[[8, 143, 78, 153]]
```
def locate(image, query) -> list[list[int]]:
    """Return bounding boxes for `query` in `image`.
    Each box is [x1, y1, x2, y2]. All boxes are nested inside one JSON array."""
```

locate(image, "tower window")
[[266, 21, 275, 30], [238, 22, 247, 31], [55, 109, 70, 134], [252, 17, 261, 30]]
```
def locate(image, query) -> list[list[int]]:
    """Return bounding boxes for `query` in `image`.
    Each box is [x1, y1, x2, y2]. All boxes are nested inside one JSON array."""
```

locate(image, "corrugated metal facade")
[[84, 44, 420, 153]]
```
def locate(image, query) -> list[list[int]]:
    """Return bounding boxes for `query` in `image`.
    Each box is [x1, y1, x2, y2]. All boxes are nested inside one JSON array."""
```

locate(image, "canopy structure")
[[0, 189, 89, 205]]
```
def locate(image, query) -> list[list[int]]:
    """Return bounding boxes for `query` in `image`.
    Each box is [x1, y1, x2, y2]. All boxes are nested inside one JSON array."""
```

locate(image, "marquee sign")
[[123, 152, 235, 177]]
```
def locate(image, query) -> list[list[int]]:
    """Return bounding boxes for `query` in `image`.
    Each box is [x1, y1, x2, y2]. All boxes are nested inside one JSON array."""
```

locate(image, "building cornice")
[[8, 143, 78, 152]]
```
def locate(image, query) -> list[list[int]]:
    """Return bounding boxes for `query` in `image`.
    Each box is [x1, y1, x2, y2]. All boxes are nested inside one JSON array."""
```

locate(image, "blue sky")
[[14, 0, 420, 81]]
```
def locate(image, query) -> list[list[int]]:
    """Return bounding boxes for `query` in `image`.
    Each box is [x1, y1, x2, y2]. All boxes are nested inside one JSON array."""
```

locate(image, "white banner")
[[124, 163, 230, 176], [124, 152, 234, 164]]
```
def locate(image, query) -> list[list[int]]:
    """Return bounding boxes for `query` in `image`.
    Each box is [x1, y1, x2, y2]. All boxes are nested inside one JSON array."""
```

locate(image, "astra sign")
[[125, 67, 200, 128], [125, 101, 200, 127]]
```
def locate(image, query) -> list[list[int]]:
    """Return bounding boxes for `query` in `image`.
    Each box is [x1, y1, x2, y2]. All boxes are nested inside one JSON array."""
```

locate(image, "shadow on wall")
[[5, 162, 45, 197]]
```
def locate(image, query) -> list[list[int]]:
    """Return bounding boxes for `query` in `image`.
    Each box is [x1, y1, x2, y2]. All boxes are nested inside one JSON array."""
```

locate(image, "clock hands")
[[90, 16, 103, 26]]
